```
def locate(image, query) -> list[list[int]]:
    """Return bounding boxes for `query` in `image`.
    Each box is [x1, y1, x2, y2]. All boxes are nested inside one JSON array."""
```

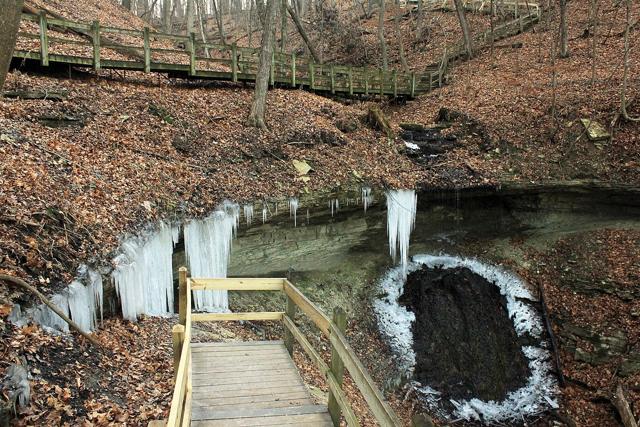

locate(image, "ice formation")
[[262, 203, 268, 224], [112, 223, 176, 321], [329, 198, 339, 217], [374, 254, 557, 423], [362, 187, 373, 213], [184, 201, 240, 311], [386, 189, 417, 275], [289, 197, 299, 227], [243, 204, 254, 226]]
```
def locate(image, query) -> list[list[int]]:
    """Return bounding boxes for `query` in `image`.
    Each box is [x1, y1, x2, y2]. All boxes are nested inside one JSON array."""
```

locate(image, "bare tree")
[[163, 0, 172, 32], [280, 0, 287, 53], [393, 0, 409, 72], [287, 4, 321, 62], [621, 0, 639, 122], [378, 0, 388, 71], [589, 0, 598, 86], [559, 0, 568, 57], [123, 0, 132, 10], [186, 0, 194, 34], [453, 0, 473, 58], [0, 0, 23, 92], [247, 0, 278, 129]]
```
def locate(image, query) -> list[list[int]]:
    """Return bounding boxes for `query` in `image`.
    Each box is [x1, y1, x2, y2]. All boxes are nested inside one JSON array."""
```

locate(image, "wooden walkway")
[[191, 341, 332, 426], [162, 271, 402, 427]]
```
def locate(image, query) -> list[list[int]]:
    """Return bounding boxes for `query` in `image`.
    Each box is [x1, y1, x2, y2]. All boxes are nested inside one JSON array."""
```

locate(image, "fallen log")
[[0, 274, 102, 348], [611, 383, 639, 427], [538, 282, 566, 387], [2, 89, 68, 100], [367, 106, 394, 139]]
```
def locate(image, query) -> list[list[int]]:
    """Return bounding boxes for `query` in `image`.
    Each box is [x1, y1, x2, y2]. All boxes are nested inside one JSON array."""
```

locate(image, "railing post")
[[270, 51, 275, 86], [348, 67, 353, 96], [364, 66, 369, 95], [309, 61, 315, 89], [429, 71, 433, 91], [330, 65, 335, 94], [189, 32, 196, 76], [290, 52, 296, 87], [328, 307, 347, 427], [143, 27, 151, 73], [231, 42, 238, 82], [172, 324, 185, 381], [39, 12, 49, 66], [392, 69, 398, 98], [410, 72, 416, 97], [379, 69, 384, 97], [92, 20, 101, 71], [283, 295, 297, 356], [179, 266, 187, 325]]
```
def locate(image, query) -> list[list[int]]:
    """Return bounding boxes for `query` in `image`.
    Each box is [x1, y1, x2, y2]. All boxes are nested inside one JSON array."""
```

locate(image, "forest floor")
[[2, 0, 640, 425]]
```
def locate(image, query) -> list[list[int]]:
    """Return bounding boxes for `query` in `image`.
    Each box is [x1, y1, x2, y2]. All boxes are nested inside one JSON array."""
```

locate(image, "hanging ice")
[[330, 198, 339, 217], [112, 223, 176, 321], [289, 197, 299, 227], [184, 201, 240, 311], [362, 187, 373, 213], [243, 204, 254, 226], [262, 203, 268, 224], [386, 189, 417, 275]]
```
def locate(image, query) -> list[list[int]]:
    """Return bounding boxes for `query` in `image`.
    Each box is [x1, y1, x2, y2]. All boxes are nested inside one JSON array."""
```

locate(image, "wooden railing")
[[166, 267, 401, 427], [14, 13, 443, 97]]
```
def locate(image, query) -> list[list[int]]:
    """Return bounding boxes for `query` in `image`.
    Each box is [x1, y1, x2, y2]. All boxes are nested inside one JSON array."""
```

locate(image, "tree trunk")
[[621, 0, 639, 122], [453, 0, 473, 58], [123, 0, 132, 10], [186, 0, 194, 34], [196, 0, 210, 57], [163, 0, 172, 32], [394, 0, 409, 72], [0, 0, 23, 92], [247, 0, 277, 129], [415, 0, 424, 41], [287, 4, 321, 63], [589, 0, 597, 86], [280, 0, 287, 53], [378, 0, 388, 71], [559, 0, 569, 57], [211, 0, 226, 44]]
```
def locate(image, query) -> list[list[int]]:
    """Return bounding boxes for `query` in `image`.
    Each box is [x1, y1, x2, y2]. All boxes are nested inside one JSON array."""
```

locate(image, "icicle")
[[171, 224, 181, 246], [184, 201, 240, 312], [243, 204, 254, 226], [112, 223, 175, 321], [386, 189, 417, 276], [306, 209, 310, 225], [275, 202, 278, 215], [32, 293, 70, 333], [289, 197, 299, 227], [262, 203, 268, 224], [362, 186, 373, 213], [68, 281, 93, 333], [88, 268, 103, 324]]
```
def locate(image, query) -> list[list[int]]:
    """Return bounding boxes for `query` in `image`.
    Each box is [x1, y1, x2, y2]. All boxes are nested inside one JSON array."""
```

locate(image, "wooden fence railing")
[[166, 267, 401, 427], [14, 13, 444, 97]]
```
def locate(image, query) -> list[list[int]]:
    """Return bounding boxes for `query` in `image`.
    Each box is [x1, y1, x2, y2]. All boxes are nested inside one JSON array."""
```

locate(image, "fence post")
[[410, 72, 416, 97], [143, 27, 151, 73], [379, 69, 384, 97], [172, 324, 185, 380], [392, 70, 398, 98], [348, 67, 353, 96], [364, 66, 369, 95], [231, 42, 238, 82], [291, 52, 296, 87], [309, 61, 315, 89], [179, 266, 187, 325], [270, 51, 275, 86], [189, 32, 196, 76], [328, 307, 347, 427], [429, 72, 433, 91], [92, 21, 101, 71], [283, 295, 297, 356], [39, 12, 49, 66], [330, 65, 335, 94]]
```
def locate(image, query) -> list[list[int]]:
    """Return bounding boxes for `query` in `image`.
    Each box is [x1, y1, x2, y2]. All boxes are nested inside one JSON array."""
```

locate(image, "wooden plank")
[[328, 308, 347, 426], [231, 43, 238, 82], [291, 52, 296, 87], [189, 32, 196, 76], [192, 355, 291, 367], [192, 312, 284, 322], [192, 398, 312, 412], [191, 412, 333, 427], [191, 347, 289, 357], [192, 385, 309, 399], [191, 361, 293, 374], [191, 340, 283, 348], [192, 378, 302, 393], [39, 12, 49, 67], [190, 278, 284, 291], [92, 20, 101, 71], [283, 281, 330, 336], [192, 392, 310, 407], [192, 404, 327, 421], [191, 368, 294, 381], [143, 27, 150, 73], [192, 371, 302, 387]]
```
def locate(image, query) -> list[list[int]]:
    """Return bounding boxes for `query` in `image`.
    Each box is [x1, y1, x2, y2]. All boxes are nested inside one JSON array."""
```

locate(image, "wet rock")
[[399, 265, 530, 402]]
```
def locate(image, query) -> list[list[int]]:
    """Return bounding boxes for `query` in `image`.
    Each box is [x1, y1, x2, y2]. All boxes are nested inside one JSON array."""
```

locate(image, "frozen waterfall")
[[184, 201, 240, 311], [289, 197, 299, 227], [243, 204, 254, 226], [386, 189, 417, 275], [112, 223, 177, 321], [362, 187, 373, 213]]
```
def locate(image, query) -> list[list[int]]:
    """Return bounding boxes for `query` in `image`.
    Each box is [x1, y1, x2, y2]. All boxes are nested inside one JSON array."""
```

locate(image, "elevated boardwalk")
[[163, 270, 402, 427], [191, 341, 332, 426]]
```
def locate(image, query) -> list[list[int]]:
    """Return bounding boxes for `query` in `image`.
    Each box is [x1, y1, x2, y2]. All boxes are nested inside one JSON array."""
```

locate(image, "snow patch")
[[404, 141, 420, 150]]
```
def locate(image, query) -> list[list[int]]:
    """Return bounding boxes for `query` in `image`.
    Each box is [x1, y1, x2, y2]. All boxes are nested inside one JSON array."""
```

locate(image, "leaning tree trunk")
[[247, 0, 277, 129], [378, 0, 388, 71], [621, 0, 639, 122], [0, 0, 23, 92], [559, 0, 568, 57], [453, 0, 473, 58], [287, 4, 321, 63], [212, 0, 226, 44]]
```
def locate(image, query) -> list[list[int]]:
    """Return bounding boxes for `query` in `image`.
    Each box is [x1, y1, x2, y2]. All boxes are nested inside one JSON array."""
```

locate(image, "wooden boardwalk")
[[191, 341, 332, 426]]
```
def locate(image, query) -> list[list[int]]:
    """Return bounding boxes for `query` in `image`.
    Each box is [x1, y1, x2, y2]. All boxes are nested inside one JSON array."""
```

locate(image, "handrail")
[[165, 272, 401, 427]]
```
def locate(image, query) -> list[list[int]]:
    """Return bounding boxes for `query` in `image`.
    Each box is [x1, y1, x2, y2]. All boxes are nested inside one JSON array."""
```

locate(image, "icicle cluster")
[[289, 197, 299, 227], [262, 203, 268, 224], [386, 189, 417, 274], [184, 201, 240, 311], [18, 265, 104, 333], [112, 223, 177, 321], [329, 198, 339, 217], [362, 187, 373, 213], [243, 204, 254, 226]]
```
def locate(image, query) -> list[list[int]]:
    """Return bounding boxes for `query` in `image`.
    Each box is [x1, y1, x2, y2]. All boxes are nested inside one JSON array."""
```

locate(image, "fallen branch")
[[611, 383, 639, 427], [538, 282, 566, 387], [0, 274, 102, 348]]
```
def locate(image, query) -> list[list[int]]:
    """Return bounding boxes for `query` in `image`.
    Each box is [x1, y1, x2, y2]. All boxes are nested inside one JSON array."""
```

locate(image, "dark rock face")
[[400, 265, 531, 402]]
